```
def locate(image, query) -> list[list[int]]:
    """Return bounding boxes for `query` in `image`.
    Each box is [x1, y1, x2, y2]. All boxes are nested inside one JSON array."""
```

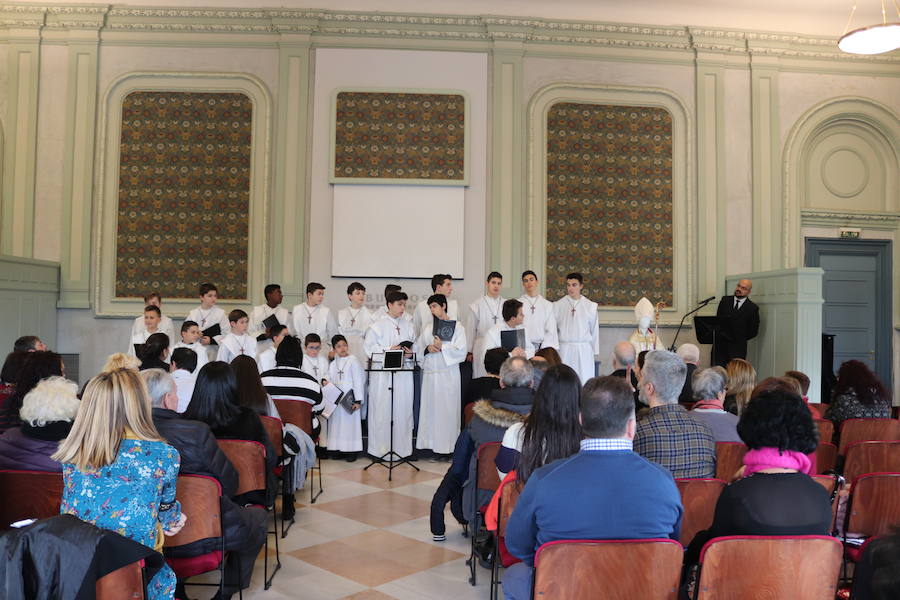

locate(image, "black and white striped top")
[[260, 366, 323, 409]]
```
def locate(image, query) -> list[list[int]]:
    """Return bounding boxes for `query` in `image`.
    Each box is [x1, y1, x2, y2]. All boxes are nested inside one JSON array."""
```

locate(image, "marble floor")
[[190, 457, 502, 600]]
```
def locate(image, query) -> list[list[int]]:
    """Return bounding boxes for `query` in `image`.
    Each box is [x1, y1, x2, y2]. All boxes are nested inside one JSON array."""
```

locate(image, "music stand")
[[365, 352, 420, 481], [694, 315, 732, 356]]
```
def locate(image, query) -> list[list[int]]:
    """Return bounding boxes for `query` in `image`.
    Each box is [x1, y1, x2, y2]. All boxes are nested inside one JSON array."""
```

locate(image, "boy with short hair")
[[413, 274, 459, 337], [338, 282, 373, 366], [171, 320, 209, 372], [292, 282, 338, 353], [371, 284, 413, 326], [249, 283, 292, 339], [519, 270, 559, 352], [187, 283, 230, 361], [300, 333, 330, 383], [463, 272, 506, 378], [482, 299, 535, 365], [553, 272, 600, 385], [257, 323, 289, 374], [129, 305, 167, 357], [216, 309, 257, 363], [131, 292, 176, 342], [169, 347, 198, 413], [326, 334, 366, 459]]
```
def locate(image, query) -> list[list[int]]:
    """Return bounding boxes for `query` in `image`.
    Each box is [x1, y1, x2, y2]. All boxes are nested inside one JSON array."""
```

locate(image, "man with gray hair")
[[689, 367, 741, 442], [676, 343, 701, 404], [634, 351, 716, 478]]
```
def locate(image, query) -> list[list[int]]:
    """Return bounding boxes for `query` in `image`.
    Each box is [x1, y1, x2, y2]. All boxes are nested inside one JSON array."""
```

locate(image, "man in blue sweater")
[[503, 376, 683, 600]]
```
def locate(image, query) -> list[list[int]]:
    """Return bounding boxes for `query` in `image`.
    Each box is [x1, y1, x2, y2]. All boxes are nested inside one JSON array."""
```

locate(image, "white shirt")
[[216, 333, 257, 363], [172, 369, 196, 413], [413, 298, 459, 337], [291, 303, 339, 349], [171, 341, 209, 372], [519, 293, 559, 350], [463, 295, 506, 353], [131, 314, 176, 343], [249, 304, 292, 338], [186, 305, 230, 343]]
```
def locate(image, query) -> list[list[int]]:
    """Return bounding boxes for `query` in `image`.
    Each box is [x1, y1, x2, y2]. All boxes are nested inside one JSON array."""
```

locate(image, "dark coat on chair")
[[713, 296, 760, 367]]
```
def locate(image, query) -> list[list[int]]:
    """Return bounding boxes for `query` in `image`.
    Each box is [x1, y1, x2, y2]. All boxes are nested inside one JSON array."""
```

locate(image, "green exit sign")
[[840, 229, 860, 239]]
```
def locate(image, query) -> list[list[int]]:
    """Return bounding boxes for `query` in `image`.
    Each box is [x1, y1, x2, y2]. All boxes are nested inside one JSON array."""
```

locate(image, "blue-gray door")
[[805, 238, 892, 390]]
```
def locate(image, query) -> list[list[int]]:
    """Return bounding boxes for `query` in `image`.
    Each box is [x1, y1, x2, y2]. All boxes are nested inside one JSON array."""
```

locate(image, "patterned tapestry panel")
[[115, 91, 251, 300], [334, 92, 465, 181], [545, 102, 673, 307]]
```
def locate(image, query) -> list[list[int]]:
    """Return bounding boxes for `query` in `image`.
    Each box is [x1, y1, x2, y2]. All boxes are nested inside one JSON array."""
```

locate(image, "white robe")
[[187, 305, 230, 362], [325, 355, 366, 452], [248, 304, 292, 338], [292, 303, 338, 351], [372, 305, 414, 326], [463, 295, 506, 378], [301, 352, 332, 445], [519, 294, 560, 351], [364, 316, 415, 458], [131, 314, 176, 345], [412, 298, 459, 338], [256, 345, 276, 374], [338, 305, 374, 366], [553, 295, 600, 385], [216, 333, 257, 364], [482, 323, 536, 364], [171, 341, 209, 372], [415, 319, 467, 454], [628, 329, 666, 354]]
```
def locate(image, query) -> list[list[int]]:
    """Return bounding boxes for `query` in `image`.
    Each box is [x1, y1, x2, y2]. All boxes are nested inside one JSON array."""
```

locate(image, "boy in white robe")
[[187, 282, 230, 362], [292, 282, 338, 355], [326, 335, 365, 458], [257, 324, 288, 374], [372, 284, 414, 327], [216, 310, 257, 363], [301, 333, 331, 446], [169, 346, 198, 413], [553, 272, 600, 385], [249, 283, 292, 339], [519, 270, 560, 352], [171, 320, 209, 373], [482, 299, 535, 365], [413, 274, 459, 337], [415, 294, 467, 455], [338, 282, 373, 366], [463, 271, 506, 378], [129, 305, 167, 357], [364, 291, 416, 459], [130, 292, 176, 343]]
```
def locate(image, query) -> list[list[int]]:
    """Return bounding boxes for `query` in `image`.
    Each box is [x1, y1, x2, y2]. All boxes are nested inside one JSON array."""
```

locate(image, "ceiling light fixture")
[[838, 1, 900, 54]]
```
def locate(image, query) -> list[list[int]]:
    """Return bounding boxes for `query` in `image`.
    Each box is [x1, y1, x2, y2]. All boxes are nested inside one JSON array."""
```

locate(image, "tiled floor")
[[191, 457, 501, 600]]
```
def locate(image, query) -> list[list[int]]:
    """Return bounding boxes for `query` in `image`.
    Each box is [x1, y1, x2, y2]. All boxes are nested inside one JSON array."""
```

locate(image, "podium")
[[364, 353, 420, 481]]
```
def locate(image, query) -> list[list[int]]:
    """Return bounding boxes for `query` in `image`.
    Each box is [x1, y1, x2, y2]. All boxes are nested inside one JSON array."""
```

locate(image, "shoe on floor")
[[433, 534, 446, 542]]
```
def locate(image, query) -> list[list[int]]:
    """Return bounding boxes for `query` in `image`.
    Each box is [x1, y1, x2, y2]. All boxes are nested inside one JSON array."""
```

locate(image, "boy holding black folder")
[[482, 299, 534, 365], [187, 282, 230, 361], [415, 294, 468, 456], [249, 283, 292, 339]]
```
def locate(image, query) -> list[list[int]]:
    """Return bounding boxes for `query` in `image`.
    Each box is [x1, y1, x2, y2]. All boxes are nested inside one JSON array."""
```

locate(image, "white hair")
[[500, 356, 534, 388], [676, 343, 701, 364], [140, 368, 176, 408], [19, 376, 80, 426]]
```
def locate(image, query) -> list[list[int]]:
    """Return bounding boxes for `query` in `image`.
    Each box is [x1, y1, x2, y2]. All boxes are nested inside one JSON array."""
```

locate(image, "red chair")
[[260, 415, 294, 538], [838, 418, 900, 455], [809, 403, 828, 420], [490, 475, 522, 600], [842, 441, 900, 483], [0, 470, 63, 530], [468, 442, 502, 586], [816, 442, 838, 473], [273, 398, 323, 503], [810, 473, 843, 535], [675, 478, 726, 547], [696, 535, 842, 599], [715, 442, 747, 481], [96, 559, 145, 599], [532, 539, 683, 599], [816, 419, 834, 444], [842, 472, 900, 562]]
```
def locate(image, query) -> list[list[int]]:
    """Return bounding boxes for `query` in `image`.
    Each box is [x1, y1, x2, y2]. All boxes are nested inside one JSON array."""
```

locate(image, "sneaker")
[[433, 534, 446, 542]]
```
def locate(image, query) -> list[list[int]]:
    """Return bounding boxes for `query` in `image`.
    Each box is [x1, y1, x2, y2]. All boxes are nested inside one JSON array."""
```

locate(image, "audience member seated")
[[260, 335, 323, 438], [0, 376, 79, 472], [496, 364, 582, 480], [0, 351, 64, 434], [676, 343, 701, 404], [634, 351, 716, 478], [851, 527, 900, 600], [14, 335, 47, 353], [723, 358, 756, 416], [463, 347, 509, 411], [142, 368, 266, 600], [533, 346, 561, 367], [169, 347, 197, 413], [784, 370, 819, 419], [502, 376, 683, 600], [689, 367, 741, 443], [685, 386, 831, 566], [52, 360, 186, 600], [138, 333, 170, 371], [1, 351, 27, 386], [184, 361, 277, 507], [232, 355, 281, 419], [824, 359, 891, 430]]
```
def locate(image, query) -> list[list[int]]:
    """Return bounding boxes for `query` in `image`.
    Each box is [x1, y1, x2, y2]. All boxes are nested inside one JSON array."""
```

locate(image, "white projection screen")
[[331, 184, 465, 278]]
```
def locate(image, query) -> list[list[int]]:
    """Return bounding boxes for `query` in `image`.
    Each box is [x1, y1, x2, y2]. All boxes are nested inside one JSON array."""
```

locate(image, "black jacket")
[[713, 296, 760, 366], [679, 363, 698, 403]]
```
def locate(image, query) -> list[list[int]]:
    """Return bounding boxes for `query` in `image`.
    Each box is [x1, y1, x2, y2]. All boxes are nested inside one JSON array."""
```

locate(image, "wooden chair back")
[[260, 415, 284, 459], [0, 470, 64, 530], [216, 439, 267, 497], [498, 478, 521, 538], [838, 418, 900, 454], [816, 420, 833, 444], [815, 442, 838, 473], [845, 472, 900, 538], [164, 474, 222, 547], [272, 398, 313, 436], [464, 403, 475, 425], [675, 478, 726, 547], [96, 560, 144, 599], [533, 539, 683, 599], [715, 442, 748, 481], [843, 441, 900, 483], [810, 474, 837, 497], [810, 474, 841, 534], [809, 403, 828, 420], [475, 442, 502, 494], [696, 535, 842, 600]]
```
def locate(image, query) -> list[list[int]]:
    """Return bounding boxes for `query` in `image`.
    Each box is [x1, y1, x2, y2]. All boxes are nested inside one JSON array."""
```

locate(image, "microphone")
[[698, 296, 716, 304]]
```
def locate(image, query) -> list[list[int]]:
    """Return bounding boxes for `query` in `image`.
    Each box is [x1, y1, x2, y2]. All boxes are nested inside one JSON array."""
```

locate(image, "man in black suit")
[[713, 279, 760, 367]]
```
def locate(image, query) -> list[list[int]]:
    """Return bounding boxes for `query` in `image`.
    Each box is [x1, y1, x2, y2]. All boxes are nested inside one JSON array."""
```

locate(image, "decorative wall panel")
[[115, 91, 252, 300], [545, 102, 673, 306]]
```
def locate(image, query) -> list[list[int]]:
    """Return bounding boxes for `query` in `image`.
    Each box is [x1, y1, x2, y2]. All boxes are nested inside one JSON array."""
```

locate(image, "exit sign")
[[840, 229, 860, 239]]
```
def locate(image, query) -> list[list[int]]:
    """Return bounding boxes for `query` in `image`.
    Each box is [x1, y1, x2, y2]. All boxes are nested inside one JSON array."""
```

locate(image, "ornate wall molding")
[[801, 209, 900, 229]]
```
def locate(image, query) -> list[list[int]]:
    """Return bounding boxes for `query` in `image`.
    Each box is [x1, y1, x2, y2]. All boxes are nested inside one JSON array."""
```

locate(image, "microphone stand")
[[668, 299, 714, 352]]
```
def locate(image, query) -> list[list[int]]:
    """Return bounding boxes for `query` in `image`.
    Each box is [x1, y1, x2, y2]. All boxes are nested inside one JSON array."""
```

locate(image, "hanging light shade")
[[837, 1, 900, 55]]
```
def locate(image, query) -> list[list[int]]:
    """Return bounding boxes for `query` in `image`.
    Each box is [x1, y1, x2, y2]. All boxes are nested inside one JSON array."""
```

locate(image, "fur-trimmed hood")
[[472, 398, 529, 429]]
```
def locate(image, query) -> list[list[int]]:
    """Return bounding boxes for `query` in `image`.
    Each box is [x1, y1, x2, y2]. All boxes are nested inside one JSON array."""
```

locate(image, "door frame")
[[804, 237, 893, 390]]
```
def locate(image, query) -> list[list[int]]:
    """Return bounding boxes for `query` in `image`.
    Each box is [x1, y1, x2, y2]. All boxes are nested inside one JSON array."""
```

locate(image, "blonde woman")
[[53, 358, 186, 600], [724, 358, 757, 416]]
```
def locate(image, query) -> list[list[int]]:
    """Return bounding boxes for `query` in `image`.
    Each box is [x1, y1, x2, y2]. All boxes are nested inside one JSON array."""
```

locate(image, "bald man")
[[713, 279, 760, 367]]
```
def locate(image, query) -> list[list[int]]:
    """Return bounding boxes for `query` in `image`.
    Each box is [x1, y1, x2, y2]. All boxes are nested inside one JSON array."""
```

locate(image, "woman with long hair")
[[724, 358, 756, 416], [0, 350, 64, 434], [139, 332, 170, 371], [230, 355, 280, 418], [825, 359, 891, 430], [52, 360, 185, 599], [533, 347, 562, 367]]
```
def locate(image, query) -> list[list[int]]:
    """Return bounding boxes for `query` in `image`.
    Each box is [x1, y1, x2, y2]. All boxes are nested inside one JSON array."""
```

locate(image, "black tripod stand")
[[364, 357, 420, 481]]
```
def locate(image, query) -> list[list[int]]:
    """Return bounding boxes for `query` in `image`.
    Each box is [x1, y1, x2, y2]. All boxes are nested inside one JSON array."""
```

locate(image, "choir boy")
[[463, 272, 506, 378], [483, 299, 535, 364], [415, 294, 467, 456], [364, 291, 416, 458], [338, 282, 373, 366], [131, 292, 176, 342], [553, 272, 600, 385], [413, 274, 459, 336], [326, 335, 366, 460], [292, 282, 338, 353], [187, 282, 230, 361], [372, 284, 414, 326], [257, 324, 288, 374], [171, 320, 209, 372], [519, 270, 559, 352], [216, 309, 257, 363], [129, 305, 167, 357], [300, 333, 330, 384], [169, 347, 198, 413], [249, 283, 292, 338]]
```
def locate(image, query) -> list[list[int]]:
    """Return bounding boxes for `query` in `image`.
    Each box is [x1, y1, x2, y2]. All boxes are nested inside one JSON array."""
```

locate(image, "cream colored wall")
[[33, 44, 67, 263]]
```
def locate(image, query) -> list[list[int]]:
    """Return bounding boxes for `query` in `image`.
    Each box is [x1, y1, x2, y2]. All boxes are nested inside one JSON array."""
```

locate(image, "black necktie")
[[734, 299, 739, 310]]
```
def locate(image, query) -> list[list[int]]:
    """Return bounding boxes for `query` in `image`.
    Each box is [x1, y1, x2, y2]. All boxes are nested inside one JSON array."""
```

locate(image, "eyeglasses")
[[307, 345, 321, 350]]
